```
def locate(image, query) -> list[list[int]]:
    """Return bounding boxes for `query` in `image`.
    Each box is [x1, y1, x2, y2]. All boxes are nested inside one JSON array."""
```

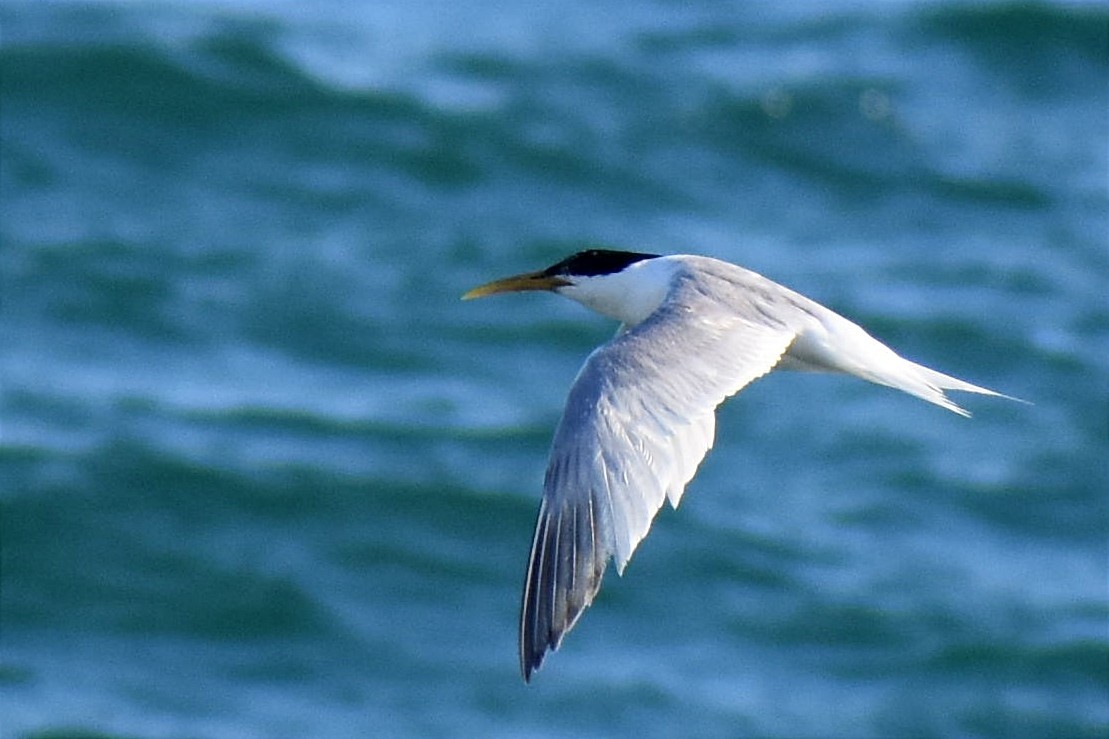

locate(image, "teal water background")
[[1, 1, 1107, 737]]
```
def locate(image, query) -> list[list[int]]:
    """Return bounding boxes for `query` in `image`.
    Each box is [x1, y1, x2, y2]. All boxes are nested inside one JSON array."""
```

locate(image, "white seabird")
[[464, 249, 1015, 682]]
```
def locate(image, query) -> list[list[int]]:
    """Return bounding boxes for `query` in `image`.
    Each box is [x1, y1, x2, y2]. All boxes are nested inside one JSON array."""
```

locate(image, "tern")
[[463, 249, 1013, 682]]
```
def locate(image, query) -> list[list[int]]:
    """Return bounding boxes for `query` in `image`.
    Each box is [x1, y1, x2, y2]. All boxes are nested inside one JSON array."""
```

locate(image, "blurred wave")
[[2, 1, 1106, 737]]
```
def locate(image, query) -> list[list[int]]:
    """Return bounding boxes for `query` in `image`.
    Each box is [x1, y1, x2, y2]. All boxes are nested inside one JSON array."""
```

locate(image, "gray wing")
[[520, 270, 801, 681]]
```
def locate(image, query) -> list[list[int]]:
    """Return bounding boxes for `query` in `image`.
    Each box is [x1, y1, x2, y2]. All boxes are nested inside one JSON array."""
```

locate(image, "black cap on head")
[[541, 249, 660, 278]]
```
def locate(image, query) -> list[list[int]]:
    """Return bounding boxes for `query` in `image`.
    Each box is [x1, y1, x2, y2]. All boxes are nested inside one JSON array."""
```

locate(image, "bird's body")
[[463, 249, 1013, 682]]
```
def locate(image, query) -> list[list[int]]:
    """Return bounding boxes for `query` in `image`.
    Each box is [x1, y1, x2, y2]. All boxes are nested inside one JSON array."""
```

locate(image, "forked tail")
[[782, 311, 1023, 416], [877, 358, 1022, 418]]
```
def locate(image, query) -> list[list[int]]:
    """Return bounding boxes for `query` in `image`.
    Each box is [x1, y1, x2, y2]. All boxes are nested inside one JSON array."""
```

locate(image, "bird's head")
[[463, 249, 665, 323]]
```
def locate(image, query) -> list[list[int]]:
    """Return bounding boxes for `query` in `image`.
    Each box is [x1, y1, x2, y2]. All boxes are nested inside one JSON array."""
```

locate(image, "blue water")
[[2, 1, 1107, 737]]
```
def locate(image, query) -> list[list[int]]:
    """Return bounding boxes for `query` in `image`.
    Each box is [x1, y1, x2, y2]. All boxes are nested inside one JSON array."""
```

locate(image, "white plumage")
[[463, 249, 1014, 682]]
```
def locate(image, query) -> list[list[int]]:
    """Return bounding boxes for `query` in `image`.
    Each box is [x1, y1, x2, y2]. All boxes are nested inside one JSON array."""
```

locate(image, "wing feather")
[[520, 268, 801, 680]]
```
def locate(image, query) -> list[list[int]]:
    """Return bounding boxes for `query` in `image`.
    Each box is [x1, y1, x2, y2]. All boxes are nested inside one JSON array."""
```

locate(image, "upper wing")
[[520, 269, 801, 681]]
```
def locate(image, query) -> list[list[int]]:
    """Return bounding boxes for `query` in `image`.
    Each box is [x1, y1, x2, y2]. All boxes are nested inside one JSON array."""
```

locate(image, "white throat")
[[556, 257, 677, 326]]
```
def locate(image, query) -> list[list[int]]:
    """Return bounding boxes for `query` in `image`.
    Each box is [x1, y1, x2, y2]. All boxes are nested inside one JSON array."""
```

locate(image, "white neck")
[[556, 257, 678, 326]]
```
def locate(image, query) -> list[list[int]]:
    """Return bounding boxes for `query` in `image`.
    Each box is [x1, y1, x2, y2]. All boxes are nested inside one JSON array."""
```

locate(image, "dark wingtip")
[[519, 495, 609, 683], [520, 616, 548, 682], [521, 653, 541, 684]]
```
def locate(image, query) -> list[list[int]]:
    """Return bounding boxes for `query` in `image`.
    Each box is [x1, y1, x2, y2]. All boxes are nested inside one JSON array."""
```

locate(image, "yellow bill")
[[462, 270, 569, 300]]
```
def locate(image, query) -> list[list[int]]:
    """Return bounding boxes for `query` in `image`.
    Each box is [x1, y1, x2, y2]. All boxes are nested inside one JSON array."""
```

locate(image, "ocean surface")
[[1, 1, 1107, 737]]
